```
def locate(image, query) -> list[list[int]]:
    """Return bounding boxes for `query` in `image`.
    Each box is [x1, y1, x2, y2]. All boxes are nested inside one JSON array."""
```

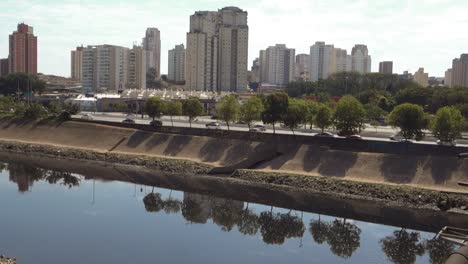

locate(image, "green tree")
[[387, 103, 428, 141], [20, 103, 48, 120], [430, 106, 464, 143], [164, 100, 182, 126], [240, 96, 264, 130], [145, 97, 166, 120], [326, 219, 361, 259], [314, 104, 333, 133], [261, 92, 289, 134], [283, 98, 308, 134], [333, 96, 367, 136], [425, 237, 456, 264], [183, 97, 204, 128], [305, 100, 319, 129], [0, 73, 46, 96], [143, 192, 164, 213], [216, 95, 240, 130]]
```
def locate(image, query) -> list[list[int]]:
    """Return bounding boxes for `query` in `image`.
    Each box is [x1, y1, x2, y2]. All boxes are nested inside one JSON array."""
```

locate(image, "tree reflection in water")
[[381, 228, 425, 264], [425, 237, 456, 264], [309, 217, 361, 259], [6, 163, 81, 192]]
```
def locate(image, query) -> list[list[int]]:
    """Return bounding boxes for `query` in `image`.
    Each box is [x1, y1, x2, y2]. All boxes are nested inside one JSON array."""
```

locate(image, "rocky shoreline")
[[0, 256, 16, 264], [1, 139, 467, 214]]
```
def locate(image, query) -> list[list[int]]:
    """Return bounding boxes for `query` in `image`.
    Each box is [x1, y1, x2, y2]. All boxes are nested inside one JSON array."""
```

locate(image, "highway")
[[75, 111, 468, 146]]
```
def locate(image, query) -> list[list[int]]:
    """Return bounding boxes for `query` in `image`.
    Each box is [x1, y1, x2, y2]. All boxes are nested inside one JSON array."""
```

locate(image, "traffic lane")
[[74, 115, 468, 146]]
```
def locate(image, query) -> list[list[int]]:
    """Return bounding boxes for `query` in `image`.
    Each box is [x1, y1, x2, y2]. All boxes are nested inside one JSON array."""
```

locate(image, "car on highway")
[[206, 122, 221, 129], [250, 125, 266, 132], [437, 140, 457, 146], [122, 118, 135, 124], [150, 120, 163, 127], [347, 135, 362, 140], [80, 114, 93, 120], [313, 132, 335, 137]]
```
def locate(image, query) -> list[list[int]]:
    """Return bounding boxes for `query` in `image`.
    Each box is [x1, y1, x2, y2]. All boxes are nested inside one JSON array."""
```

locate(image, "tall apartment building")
[[71, 45, 146, 92], [71, 46, 83, 80], [310, 41, 335, 81], [452, 54, 468, 88], [351, 45, 371, 73], [444, 68, 453, 87], [258, 44, 295, 85], [168, 44, 185, 82], [379, 61, 393, 74], [9, 23, 37, 74], [142, 28, 161, 78], [185, 6, 248, 92], [295, 54, 310, 81], [250, 58, 260, 83], [0, 58, 9, 77], [414, 67, 429, 87], [331, 48, 352, 74]]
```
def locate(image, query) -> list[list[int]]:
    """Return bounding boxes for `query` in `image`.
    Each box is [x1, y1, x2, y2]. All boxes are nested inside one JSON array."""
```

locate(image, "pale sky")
[[0, 0, 467, 78]]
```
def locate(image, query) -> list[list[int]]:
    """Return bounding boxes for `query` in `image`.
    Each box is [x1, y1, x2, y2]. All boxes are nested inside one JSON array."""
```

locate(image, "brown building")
[[452, 54, 468, 88], [379, 61, 393, 74], [0, 58, 9, 77], [9, 23, 38, 74]]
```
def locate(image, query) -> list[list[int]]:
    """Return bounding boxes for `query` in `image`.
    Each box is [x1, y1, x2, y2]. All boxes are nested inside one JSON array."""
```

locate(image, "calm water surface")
[[0, 160, 457, 264]]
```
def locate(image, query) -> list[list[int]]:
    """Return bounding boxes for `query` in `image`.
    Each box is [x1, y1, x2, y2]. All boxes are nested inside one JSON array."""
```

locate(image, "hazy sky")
[[0, 0, 466, 77]]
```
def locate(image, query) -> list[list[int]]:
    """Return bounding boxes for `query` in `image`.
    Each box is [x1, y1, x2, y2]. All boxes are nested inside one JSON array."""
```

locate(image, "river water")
[[0, 157, 459, 264]]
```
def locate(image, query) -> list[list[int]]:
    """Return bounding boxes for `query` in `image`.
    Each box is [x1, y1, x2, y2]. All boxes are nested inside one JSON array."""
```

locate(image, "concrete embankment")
[[0, 118, 467, 193]]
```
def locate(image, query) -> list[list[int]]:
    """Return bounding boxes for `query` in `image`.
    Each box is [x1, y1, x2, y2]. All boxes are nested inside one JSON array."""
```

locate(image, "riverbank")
[[1, 139, 467, 215]]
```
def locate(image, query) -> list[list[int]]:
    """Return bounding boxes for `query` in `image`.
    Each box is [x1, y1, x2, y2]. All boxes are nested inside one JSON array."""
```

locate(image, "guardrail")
[[71, 118, 468, 157]]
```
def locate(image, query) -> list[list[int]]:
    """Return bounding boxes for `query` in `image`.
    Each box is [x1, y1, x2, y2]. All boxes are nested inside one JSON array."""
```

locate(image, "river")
[[0, 155, 459, 264]]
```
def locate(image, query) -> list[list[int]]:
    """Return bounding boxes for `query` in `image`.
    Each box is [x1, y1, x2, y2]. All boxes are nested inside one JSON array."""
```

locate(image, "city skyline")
[[0, 0, 467, 77]]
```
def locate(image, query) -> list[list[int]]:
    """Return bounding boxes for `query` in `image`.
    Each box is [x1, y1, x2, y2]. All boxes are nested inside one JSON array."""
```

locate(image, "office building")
[[168, 44, 185, 82], [379, 61, 393, 74], [142, 28, 161, 78], [445, 68, 453, 87], [351, 44, 371, 73], [8, 23, 37, 74], [185, 7, 248, 92], [71, 44, 146, 92], [295, 54, 310, 81], [0, 58, 9, 77], [331, 48, 351, 74], [414, 67, 429, 87], [259, 44, 295, 85], [452, 54, 468, 88]]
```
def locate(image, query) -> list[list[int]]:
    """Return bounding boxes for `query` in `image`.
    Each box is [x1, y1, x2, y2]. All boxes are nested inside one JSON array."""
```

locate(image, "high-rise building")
[[331, 48, 351, 74], [452, 54, 468, 88], [445, 68, 453, 87], [71, 44, 146, 92], [414, 67, 429, 87], [185, 7, 248, 92], [168, 44, 185, 82], [142, 28, 161, 79], [259, 44, 295, 85], [71, 46, 83, 80], [379, 61, 393, 74], [127, 46, 147, 89], [351, 44, 371, 74], [310, 41, 335, 81], [0, 58, 9, 77], [250, 58, 260, 83], [8, 23, 37, 74], [295, 54, 310, 81]]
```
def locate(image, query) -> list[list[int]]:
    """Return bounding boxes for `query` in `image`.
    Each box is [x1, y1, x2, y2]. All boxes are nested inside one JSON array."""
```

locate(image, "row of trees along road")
[[144, 92, 465, 142]]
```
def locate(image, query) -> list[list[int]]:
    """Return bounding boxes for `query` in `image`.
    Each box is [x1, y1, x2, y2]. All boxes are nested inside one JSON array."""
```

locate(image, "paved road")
[[75, 111, 468, 146]]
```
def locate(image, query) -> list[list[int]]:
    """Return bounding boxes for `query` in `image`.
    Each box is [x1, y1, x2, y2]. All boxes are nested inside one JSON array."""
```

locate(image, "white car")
[[437, 140, 457, 146], [205, 122, 221, 129], [80, 114, 93, 120], [250, 125, 266, 132]]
